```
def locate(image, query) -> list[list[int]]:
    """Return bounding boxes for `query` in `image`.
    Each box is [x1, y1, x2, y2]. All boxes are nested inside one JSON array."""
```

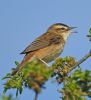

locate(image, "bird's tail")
[[11, 52, 35, 75]]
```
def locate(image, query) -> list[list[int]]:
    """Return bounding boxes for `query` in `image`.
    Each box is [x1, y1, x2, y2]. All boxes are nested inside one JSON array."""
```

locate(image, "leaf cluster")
[[60, 68, 91, 100], [2, 56, 91, 100], [2, 59, 52, 96]]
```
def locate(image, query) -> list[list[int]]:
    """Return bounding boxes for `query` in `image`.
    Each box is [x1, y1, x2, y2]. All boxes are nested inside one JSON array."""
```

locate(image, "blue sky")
[[0, 0, 91, 100]]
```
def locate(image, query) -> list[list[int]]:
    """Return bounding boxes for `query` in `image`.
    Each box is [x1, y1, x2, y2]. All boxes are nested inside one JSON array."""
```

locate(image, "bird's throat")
[[62, 32, 71, 41]]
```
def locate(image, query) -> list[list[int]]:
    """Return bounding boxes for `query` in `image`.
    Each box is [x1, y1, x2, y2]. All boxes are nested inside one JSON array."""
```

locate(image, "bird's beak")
[[69, 27, 78, 34], [69, 27, 77, 30]]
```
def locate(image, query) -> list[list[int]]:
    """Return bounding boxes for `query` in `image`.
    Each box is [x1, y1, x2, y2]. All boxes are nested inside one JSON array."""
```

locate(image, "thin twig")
[[34, 92, 39, 100], [70, 50, 91, 72]]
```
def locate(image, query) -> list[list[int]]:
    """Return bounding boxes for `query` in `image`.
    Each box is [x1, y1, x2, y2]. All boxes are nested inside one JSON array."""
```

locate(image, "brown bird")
[[12, 23, 76, 75]]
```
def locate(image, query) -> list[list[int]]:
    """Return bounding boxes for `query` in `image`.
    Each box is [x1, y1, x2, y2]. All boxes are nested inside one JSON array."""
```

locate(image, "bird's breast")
[[35, 43, 65, 63]]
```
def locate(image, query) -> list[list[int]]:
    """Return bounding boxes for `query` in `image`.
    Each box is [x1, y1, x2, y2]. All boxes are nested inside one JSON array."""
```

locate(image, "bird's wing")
[[20, 33, 61, 54]]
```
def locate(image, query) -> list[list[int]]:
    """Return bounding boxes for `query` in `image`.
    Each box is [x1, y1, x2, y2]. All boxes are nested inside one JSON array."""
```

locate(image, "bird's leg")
[[37, 58, 49, 66], [28, 55, 49, 66]]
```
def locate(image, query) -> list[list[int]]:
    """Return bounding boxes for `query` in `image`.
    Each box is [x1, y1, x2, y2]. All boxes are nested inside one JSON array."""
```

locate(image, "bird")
[[12, 23, 76, 75]]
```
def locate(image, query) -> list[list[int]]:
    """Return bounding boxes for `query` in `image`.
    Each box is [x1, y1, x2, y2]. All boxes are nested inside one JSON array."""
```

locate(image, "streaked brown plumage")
[[12, 23, 75, 75]]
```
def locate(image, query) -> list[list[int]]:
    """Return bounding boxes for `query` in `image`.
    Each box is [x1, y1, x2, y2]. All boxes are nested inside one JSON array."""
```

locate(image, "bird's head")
[[47, 23, 76, 41]]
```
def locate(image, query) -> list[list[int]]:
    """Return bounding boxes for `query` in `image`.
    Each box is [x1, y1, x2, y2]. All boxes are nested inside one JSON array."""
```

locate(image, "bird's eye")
[[61, 27, 65, 30]]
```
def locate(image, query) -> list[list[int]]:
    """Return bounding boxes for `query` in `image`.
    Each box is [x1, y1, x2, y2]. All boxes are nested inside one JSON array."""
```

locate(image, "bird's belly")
[[35, 44, 64, 63]]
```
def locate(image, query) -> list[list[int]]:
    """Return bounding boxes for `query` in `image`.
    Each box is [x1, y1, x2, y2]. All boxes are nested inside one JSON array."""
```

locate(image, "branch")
[[34, 92, 38, 100], [70, 50, 91, 72]]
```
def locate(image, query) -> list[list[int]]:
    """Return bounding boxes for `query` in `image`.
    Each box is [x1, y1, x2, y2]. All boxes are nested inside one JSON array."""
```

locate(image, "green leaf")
[[16, 89, 18, 97], [15, 61, 20, 66], [3, 87, 8, 94], [2, 73, 11, 80], [19, 87, 23, 94], [89, 28, 91, 35]]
